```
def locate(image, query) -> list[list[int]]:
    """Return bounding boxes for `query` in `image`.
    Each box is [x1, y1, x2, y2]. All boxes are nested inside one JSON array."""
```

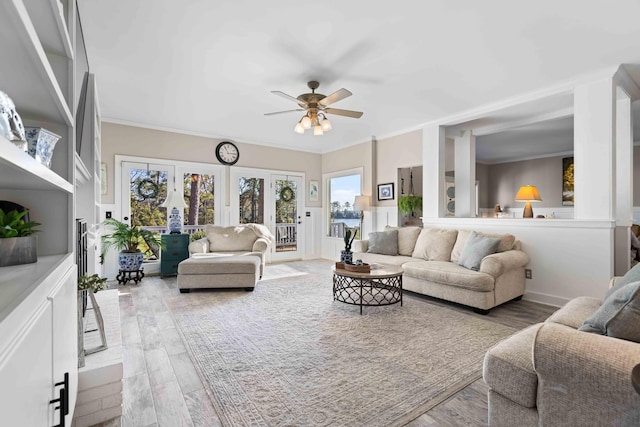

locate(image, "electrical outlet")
[[105, 211, 112, 219], [525, 269, 532, 279]]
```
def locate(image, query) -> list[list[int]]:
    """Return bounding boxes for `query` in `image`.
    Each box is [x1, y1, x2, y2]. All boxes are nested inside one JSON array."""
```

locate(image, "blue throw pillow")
[[604, 262, 640, 300], [458, 231, 501, 271], [579, 281, 640, 343]]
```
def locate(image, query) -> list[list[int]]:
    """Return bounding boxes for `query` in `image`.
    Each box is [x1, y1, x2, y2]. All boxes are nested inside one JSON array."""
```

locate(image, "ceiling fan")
[[265, 80, 363, 135]]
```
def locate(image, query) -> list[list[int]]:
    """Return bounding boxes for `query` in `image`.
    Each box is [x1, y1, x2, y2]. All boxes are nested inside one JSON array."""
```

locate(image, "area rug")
[[165, 271, 516, 427]]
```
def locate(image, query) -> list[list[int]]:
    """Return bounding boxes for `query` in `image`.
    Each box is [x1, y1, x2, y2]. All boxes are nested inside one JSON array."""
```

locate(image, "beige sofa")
[[352, 226, 529, 313], [187, 224, 274, 276], [483, 277, 640, 426]]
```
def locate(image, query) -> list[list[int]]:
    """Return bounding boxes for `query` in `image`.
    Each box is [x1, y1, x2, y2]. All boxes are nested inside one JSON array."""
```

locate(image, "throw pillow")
[[604, 262, 640, 300], [411, 228, 458, 261], [367, 230, 399, 255], [385, 225, 422, 256], [458, 231, 501, 271], [579, 281, 640, 343], [451, 230, 516, 263]]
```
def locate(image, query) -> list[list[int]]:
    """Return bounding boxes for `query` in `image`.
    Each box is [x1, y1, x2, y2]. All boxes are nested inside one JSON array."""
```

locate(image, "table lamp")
[[515, 185, 542, 218], [353, 195, 371, 239], [160, 188, 188, 233]]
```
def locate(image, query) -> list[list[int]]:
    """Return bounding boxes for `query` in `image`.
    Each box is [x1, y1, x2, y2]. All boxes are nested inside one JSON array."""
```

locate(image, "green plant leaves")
[[0, 209, 40, 238]]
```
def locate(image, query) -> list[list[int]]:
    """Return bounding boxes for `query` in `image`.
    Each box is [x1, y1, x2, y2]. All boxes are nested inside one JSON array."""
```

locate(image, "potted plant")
[[398, 195, 422, 216], [0, 208, 40, 267], [341, 229, 357, 264], [101, 218, 163, 272]]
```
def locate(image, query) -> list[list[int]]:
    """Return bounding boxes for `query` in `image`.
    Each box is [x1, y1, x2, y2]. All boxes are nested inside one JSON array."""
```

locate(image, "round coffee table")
[[332, 265, 403, 314]]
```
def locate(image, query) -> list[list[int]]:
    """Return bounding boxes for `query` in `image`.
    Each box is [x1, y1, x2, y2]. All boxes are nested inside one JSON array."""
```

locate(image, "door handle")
[[123, 216, 129, 221]]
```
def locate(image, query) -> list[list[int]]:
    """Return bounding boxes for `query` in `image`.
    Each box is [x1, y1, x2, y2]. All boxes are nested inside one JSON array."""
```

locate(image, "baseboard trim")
[[523, 291, 569, 307]]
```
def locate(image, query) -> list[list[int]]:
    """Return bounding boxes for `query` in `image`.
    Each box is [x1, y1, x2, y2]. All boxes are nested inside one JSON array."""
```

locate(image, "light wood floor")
[[93, 259, 557, 427]]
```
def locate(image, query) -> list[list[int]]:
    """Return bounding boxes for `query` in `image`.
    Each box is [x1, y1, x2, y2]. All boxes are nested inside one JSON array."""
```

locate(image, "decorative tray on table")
[[335, 262, 371, 273]]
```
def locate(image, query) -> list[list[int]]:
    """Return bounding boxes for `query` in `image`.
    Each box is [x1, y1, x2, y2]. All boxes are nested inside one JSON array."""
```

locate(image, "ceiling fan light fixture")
[[321, 115, 332, 131], [294, 121, 305, 134], [313, 124, 323, 136], [301, 115, 312, 129]]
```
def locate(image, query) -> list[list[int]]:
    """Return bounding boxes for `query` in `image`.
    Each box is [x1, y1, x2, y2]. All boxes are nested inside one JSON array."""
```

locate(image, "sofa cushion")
[[545, 296, 602, 329], [483, 324, 541, 408], [402, 260, 495, 291], [205, 225, 257, 252], [579, 281, 640, 342], [604, 262, 640, 300], [411, 228, 458, 261], [385, 225, 422, 256], [367, 229, 398, 255], [451, 230, 516, 263], [458, 231, 501, 271]]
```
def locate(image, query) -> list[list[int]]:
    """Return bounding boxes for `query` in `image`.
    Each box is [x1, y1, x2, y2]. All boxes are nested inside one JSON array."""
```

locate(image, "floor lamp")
[[354, 195, 371, 239]]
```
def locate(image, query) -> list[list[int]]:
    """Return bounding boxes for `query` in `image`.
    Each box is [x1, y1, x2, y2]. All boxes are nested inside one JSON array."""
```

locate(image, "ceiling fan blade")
[[264, 109, 305, 116], [319, 88, 352, 107], [271, 91, 307, 107], [324, 108, 363, 118]]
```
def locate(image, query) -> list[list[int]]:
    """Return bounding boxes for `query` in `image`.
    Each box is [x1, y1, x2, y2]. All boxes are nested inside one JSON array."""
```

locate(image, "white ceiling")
[[77, 0, 640, 156]]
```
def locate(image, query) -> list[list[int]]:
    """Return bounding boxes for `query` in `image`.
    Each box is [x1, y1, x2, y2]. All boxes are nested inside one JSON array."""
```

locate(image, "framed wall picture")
[[562, 157, 574, 206], [377, 183, 394, 201], [309, 180, 319, 202]]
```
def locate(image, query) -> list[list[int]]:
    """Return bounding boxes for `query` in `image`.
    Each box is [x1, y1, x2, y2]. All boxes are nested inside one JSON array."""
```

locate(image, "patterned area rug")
[[165, 270, 516, 427]]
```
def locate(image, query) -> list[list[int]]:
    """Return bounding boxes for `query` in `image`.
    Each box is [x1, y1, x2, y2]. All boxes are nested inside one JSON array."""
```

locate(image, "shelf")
[[23, 0, 73, 59], [0, 253, 73, 324], [0, 136, 73, 193], [0, 0, 73, 125]]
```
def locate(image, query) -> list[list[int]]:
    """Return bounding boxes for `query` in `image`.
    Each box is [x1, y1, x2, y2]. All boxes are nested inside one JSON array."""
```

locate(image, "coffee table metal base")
[[332, 267, 403, 315]]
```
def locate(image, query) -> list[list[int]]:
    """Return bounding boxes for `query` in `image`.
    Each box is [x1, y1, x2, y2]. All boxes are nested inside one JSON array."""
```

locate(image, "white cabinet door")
[[0, 302, 54, 426], [50, 266, 78, 423]]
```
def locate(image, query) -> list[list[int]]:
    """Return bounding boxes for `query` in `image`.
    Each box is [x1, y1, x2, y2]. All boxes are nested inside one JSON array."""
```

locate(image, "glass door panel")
[[121, 162, 171, 265], [238, 176, 266, 224], [183, 172, 215, 235], [272, 175, 304, 261]]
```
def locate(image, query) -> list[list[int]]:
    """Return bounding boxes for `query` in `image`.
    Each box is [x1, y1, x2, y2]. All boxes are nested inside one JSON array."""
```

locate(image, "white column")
[[614, 87, 633, 274], [615, 88, 633, 226], [454, 130, 476, 217], [422, 124, 445, 218], [573, 78, 615, 220]]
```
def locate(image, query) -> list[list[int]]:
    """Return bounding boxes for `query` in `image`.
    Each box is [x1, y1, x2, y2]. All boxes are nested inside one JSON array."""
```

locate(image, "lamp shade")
[[160, 189, 188, 208], [515, 185, 542, 202], [354, 195, 371, 211]]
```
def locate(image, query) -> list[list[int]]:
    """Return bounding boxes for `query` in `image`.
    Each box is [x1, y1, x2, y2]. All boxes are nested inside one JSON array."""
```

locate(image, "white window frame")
[[115, 155, 224, 226], [323, 167, 364, 238]]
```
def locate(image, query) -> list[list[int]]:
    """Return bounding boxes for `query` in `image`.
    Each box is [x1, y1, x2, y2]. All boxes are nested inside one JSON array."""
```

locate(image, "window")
[[327, 172, 362, 238], [183, 172, 215, 226]]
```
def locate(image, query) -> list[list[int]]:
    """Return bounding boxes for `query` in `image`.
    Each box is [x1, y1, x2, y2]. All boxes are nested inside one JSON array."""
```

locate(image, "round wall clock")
[[215, 141, 239, 165]]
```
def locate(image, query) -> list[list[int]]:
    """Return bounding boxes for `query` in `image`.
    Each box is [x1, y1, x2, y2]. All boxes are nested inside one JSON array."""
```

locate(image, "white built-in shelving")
[[0, 0, 79, 425]]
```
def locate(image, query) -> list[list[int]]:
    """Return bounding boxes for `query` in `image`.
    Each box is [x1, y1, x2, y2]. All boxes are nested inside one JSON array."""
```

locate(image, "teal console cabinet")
[[161, 234, 190, 278]]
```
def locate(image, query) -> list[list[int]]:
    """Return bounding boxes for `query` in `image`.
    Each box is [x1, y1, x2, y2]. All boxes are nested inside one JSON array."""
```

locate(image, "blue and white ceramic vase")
[[118, 252, 144, 271], [24, 126, 61, 168], [340, 250, 353, 264], [168, 207, 183, 234]]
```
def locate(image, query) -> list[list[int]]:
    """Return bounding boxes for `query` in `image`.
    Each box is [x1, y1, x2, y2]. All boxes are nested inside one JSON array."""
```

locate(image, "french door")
[[120, 161, 172, 272], [230, 169, 305, 261]]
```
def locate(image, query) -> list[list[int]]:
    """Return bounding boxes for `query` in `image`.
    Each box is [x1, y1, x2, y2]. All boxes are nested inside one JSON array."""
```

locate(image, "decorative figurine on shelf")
[[0, 90, 27, 151], [494, 204, 503, 218], [340, 229, 357, 264]]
